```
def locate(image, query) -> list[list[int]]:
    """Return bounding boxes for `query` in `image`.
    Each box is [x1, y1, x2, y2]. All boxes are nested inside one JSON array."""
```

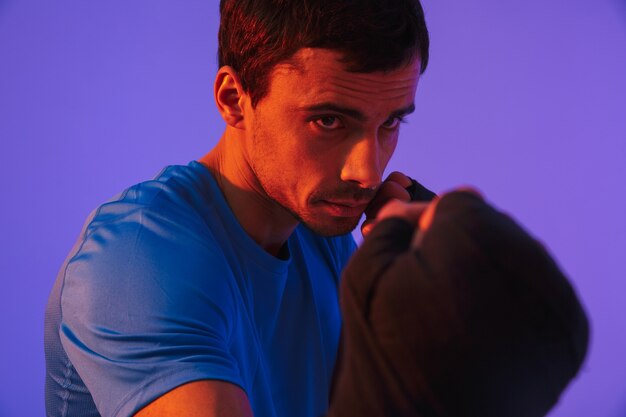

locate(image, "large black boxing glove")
[[328, 191, 589, 417]]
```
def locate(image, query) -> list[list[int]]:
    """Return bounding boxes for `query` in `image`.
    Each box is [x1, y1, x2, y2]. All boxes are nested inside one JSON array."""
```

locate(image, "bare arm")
[[135, 380, 254, 417]]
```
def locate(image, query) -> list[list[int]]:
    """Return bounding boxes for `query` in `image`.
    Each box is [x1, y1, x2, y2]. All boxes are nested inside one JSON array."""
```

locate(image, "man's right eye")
[[313, 116, 344, 130]]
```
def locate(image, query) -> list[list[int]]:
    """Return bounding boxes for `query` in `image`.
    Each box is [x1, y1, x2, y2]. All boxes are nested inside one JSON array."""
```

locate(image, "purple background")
[[1, 1, 625, 416]]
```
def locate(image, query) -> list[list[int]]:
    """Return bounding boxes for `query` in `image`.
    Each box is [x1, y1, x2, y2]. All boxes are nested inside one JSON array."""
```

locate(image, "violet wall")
[[1, 1, 625, 416]]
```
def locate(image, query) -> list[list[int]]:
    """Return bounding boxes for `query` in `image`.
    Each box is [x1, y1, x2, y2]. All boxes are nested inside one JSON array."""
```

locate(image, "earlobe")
[[214, 66, 247, 129]]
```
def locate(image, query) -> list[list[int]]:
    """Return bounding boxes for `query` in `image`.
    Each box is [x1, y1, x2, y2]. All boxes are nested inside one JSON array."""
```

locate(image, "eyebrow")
[[299, 102, 416, 121]]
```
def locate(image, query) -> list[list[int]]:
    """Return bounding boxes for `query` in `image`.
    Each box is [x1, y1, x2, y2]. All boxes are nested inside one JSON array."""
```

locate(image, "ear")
[[214, 66, 248, 129]]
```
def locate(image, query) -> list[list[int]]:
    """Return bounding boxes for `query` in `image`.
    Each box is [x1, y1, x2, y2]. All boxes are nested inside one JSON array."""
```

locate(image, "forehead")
[[267, 48, 421, 109]]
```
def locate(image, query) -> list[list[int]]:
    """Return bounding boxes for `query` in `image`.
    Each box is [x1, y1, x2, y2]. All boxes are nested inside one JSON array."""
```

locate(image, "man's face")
[[245, 48, 421, 236]]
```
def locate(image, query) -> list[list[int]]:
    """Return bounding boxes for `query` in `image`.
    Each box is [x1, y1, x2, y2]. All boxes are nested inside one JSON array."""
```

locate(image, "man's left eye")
[[314, 116, 343, 130], [382, 117, 403, 129]]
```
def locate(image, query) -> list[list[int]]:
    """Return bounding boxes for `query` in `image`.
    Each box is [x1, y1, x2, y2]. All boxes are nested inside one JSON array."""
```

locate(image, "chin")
[[302, 215, 361, 237]]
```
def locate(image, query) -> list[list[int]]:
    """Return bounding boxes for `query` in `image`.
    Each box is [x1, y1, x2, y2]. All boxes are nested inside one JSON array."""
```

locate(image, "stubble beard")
[[293, 204, 363, 237], [253, 168, 363, 237], [249, 141, 362, 238]]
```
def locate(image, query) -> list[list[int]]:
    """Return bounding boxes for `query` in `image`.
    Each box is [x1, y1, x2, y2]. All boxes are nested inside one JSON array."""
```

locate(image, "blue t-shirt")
[[44, 161, 357, 417]]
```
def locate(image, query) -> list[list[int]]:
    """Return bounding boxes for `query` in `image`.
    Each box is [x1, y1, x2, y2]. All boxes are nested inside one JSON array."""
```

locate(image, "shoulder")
[[79, 163, 222, 256], [61, 163, 239, 334], [90, 163, 216, 230]]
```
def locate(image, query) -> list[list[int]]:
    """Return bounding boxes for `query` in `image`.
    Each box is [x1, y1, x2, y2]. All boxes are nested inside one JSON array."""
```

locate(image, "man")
[[44, 1, 431, 416]]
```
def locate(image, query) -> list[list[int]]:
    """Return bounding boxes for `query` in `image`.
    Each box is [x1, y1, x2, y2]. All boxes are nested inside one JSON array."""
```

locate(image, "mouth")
[[320, 200, 369, 217]]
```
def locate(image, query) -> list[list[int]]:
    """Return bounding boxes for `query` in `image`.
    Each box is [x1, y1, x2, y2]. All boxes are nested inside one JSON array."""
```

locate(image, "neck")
[[199, 129, 299, 257]]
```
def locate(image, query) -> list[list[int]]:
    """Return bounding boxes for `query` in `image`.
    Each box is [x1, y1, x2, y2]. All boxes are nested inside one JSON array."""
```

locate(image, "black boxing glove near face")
[[328, 191, 589, 417], [405, 177, 437, 203]]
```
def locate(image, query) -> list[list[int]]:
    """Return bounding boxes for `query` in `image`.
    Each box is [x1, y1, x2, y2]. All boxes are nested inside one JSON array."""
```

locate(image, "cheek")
[[380, 133, 400, 166], [288, 126, 338, 169], [275, 127, 330, 194]]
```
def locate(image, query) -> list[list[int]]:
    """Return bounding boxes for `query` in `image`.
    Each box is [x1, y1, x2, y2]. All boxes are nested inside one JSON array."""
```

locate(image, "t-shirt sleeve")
[[59, 207, 244, 417]]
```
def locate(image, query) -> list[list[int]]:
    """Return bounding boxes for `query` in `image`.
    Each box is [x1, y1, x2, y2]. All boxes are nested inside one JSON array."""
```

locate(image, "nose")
[[340, 134, 383, 190]]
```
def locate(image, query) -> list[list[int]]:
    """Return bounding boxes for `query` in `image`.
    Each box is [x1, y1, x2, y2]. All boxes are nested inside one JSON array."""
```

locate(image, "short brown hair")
[[218, 0, 430, 107]]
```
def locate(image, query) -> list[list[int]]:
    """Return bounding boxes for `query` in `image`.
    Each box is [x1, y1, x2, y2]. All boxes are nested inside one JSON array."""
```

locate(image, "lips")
[[321, 200, 369, 217]]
